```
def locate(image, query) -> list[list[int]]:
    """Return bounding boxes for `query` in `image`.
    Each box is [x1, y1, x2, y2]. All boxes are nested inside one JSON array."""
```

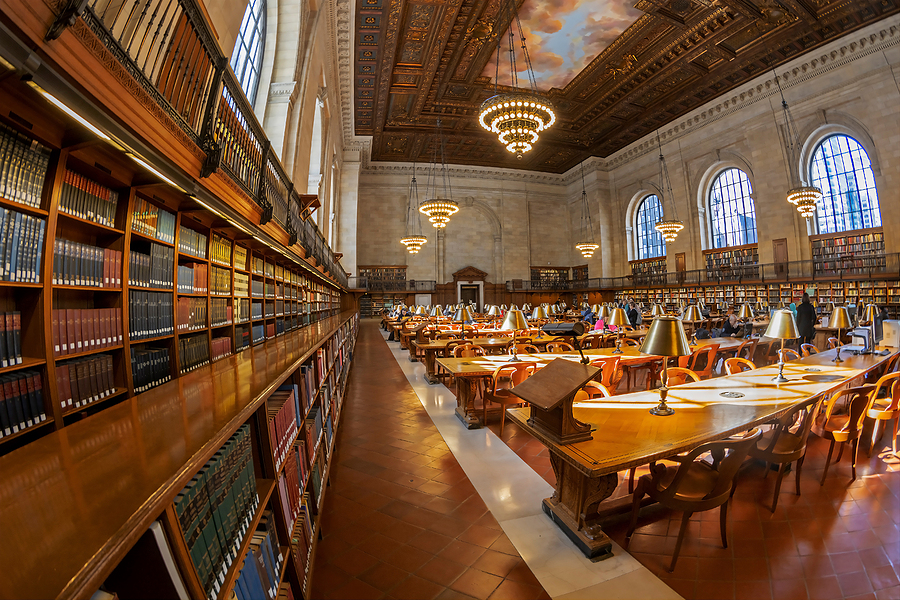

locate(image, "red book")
[[59, 367, 72, 408], [103, 248, 110, 288], [64, 309, 76, 356], [72, 309, 83, 353], [51, 310, 60, 357], [115, 309, 122, 343]]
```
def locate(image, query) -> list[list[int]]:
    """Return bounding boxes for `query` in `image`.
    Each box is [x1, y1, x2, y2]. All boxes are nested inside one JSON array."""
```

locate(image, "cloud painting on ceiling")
[[482, 0, 643, 90]]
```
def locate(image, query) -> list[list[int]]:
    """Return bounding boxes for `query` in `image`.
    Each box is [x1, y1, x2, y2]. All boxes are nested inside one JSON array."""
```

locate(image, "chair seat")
[[654, 462, 720, 501], [870, 398, 897, 413], [814, 413, 850, 436], [756, 429, 804, 456], [486, 389, 524, 406]]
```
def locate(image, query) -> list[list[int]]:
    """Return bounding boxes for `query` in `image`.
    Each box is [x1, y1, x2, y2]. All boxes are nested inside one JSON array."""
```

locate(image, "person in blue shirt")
[[581, 305, 595, 324]]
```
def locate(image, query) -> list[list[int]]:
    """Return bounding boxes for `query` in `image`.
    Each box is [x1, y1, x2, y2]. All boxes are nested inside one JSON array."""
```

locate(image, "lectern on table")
[[508, 359, 612, 558]]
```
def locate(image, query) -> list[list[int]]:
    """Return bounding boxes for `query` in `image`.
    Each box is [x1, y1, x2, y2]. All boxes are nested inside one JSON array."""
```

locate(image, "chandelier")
[[774, 67, 822, 220], [419, 120, 459, 229], [477, 1, 555, 159], [575, 163, 599, 258], [400, 161, 427, 253], [653, 131, 684, 243]]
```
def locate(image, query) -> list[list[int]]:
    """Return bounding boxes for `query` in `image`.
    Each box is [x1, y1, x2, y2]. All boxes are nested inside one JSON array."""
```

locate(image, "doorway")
[[460, 285, 478, 307], [675, 252, 686, 284], [773, 238, 788, 278]]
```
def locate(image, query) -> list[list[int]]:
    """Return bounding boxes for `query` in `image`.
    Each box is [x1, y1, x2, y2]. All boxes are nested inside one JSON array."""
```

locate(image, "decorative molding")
[[361, 161, 569, 184], [269, 81, 297, 103]]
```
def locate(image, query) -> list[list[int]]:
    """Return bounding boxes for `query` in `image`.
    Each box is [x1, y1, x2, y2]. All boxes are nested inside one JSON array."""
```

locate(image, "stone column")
[[264, 81, 297, 160], [337, 149, 361, 276]]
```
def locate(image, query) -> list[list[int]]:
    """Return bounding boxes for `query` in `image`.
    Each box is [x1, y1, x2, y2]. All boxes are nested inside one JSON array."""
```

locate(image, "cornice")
[[336, 0, 372, 161], [359, 162, 568, 184]]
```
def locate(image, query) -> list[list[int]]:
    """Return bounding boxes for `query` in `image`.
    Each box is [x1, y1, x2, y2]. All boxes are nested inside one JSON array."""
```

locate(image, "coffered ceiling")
[[354, 0, 899, 173]]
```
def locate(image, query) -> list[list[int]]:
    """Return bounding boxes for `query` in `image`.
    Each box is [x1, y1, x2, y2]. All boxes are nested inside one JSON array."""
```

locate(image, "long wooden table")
[[505, 347, 898, 559]]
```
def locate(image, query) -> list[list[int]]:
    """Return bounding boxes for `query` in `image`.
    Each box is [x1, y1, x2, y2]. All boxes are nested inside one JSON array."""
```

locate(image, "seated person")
[[694, 325, 711, 340], [593, 318, 618, 332], [722, 314, 741, 337], [581, 306, 595, 324]]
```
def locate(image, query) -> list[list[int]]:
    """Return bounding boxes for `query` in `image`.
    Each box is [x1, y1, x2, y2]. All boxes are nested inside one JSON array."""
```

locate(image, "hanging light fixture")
[[400, 160, 428, 253], [773, 67, 822, 220], [477, 0, 555, 159], [575, 162, 599, 259], [419, 119, 459, 229], [653, 131, 684, 243]]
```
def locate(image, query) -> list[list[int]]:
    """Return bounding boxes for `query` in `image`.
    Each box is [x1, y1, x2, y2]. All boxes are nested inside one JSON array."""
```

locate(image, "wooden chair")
[[665, 367, 701, 386], [546, 341, 575, 353], [510, 343, 540, 355], [813, 385, 877, 484], [800, 343, 818, 357], [765, 341, 782, 366], [778, 348, 801, 362], [827, 337, 841, 349], [586, 357, 622, 396], [739, 338, 759, 361], [724, 357, 756, 375], [622, 338, 640, 347], [575, 384, 612, 400], [867, 372, 900, 458], [748, 395, 824, 512], [625, 429, 762, 572], [483, 362, 537, 435], [453, 343, 484, 358], [687, 344, 720, 379]]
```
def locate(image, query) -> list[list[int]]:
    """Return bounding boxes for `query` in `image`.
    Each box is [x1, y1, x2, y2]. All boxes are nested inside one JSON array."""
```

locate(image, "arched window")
[[809, 134, 881, 234], [634, 195, 666, 260], [230, 0, 267, 104], [708, 168, 757, 248]]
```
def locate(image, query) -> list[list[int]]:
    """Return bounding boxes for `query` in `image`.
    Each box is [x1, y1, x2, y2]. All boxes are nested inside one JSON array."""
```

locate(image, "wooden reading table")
[[505, 347, 898, 560]]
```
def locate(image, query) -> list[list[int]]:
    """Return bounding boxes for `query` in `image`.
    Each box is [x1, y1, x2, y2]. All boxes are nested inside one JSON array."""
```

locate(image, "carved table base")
[[455, 377, 482, 429], [423, 351, 441, 385]]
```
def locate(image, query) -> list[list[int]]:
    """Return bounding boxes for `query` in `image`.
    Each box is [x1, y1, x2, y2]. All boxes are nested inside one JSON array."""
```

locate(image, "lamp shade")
[[453, 306, 474, 322], [523, 303, 531, 311], [861, 304, 879, 324], [590, 304, 603, 314], [415, 306, 426, 315], [530, 306, 548, 320], [500, 304, 508, 310], [765, 309, 800, 340], [651, 304, 666, 317], [597, 306, 611, 320], [826, 302, 835, 314], [511, 304, 519, 311], [487, 305, 502, 317], [640, 316, 691, 357], [429, 306, 441, 317], [608, 307, 630, 328], [828, 306, 852, 329], [683, 305, 703, 321], [738, 303, 754, 320], [547, 305, 558, 316], [500, 309, 529, 332]]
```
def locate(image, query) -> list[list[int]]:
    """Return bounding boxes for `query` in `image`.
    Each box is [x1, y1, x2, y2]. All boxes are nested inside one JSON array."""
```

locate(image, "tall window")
[[635, 195, 666, 260], [708, 168, 757, 248], [230, 0, 266, 104], [810, 134, 881, 234]]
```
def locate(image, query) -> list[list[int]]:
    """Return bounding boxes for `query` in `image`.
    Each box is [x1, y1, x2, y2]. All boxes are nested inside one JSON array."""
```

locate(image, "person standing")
[[627, 302, 639, 327], [796, 292, 817, 346]]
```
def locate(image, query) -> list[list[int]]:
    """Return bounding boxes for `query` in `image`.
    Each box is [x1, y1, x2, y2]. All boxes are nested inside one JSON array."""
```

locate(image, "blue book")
[[240, 551, 266, 600]]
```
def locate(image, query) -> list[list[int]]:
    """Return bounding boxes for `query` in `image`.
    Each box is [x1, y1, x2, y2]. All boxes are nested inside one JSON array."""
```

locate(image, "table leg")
[[424, 351, 440, 385], [408, 341, 418, 362], [541, 451, 617, 560], [454, 377, 481, 429]]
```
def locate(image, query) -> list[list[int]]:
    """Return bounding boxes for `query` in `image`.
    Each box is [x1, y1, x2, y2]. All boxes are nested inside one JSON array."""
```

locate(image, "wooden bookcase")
[[358, 265, 407, 291], [572, 265, 589, 281], [703, 244, 759, 279], [810, 227, 885, 275], [629, 258, 666, 285], [530, 266, 569, 289]]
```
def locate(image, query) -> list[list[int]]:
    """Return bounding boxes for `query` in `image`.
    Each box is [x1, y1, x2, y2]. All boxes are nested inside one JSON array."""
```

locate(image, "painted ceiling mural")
[[482, 0, 644, 90]]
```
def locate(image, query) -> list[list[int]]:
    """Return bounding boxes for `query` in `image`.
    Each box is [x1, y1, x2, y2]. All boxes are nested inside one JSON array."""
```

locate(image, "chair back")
[[488, 362, 536, 395], [735, 337, 758, 361], [509, 343, 539, 355], [821, 385, 877, 440], [666, 367, 701, 386], [453, 343, 484, 358], [575, 384, 612, 401], [754, 395, 824, 462], [724, 357, 756, 375], [589, 357, 622, 390], [688, 344, 719, 379], [547, 341, 575, 353], [869, 372, 900, 416], [800, 343, 818, 357], [778, 348, 801, 362], [623, 338, 640, 347], [827, 337, 840, 349], [438, 332, 459, 340], [652, 429, 762, 508]]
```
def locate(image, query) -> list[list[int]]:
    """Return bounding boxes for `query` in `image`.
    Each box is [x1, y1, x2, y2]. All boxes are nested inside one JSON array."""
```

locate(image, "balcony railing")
[[78, 0, 345, 286], [507, 254, 900, 292], [361, 280, 437, 293]]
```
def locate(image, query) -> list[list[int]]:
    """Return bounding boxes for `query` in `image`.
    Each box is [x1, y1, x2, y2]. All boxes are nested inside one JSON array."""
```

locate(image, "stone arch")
[[694, 151, 756, 251], [624, 185, 660, 262]]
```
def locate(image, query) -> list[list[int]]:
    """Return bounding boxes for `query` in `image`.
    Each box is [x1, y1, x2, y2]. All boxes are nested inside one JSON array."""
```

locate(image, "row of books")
[[59, 169, 119, 228], [233, 510, 283, 600], [211, 298, 232, 327], [275, 450, 302, 534], [211, 337, 233, 362], [210, 233, 232, 266], [57, 354, 116, 410], [179, 334, 210, 373], [174, 425, 258, 600], [178, 226, 207, 260], [0, 123, 51, 209], [235, 298, 250, 323], [811, 232, 883, 246], [0, 312, 21, 367], [252, 324, 265, 344], [52, 239, 121, 288], [129, 291, 174, 340], [264, 303, 275, 318], [211, 265, 231, 296], [0, 371, 46, 437], [265, 323, 276, 339], [251, 256, 265, 276], [235, 272, 250, 298], [251, 280, 264, 297], [132, 197, 176, 244], [129, 243, 174, 289], [1, 208, 45, 283], [177, 297, 207, 332], [235, 325, 250, 352], [267, 388, 298, 473], [251, 301, 263, 320], [178, 262, 208, 294], [131, 347, 171, 393], [291, 512, 311, 590], [51, 308, 123, 356], [811, 242, 884, 255], [234, 245, 248, 271]]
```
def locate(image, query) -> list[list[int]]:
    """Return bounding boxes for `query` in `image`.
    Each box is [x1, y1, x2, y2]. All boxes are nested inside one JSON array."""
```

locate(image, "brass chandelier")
[[418, 120, 459, 229], [773, 67, 822, 220], [400, 160, 427, 253], [575, 163, 599, 258], [653, 131, 684, 243], [477, 0, 555, 159]]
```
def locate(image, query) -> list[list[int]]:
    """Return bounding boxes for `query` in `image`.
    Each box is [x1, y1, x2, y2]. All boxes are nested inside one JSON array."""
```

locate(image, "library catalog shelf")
[[130, 229, 175, 247], [54, 344, 124, 361], [57, 211, 125, 234], [0, 356, 45, 375], [62, 388, 129, 417], [1, 417, 54, 443]]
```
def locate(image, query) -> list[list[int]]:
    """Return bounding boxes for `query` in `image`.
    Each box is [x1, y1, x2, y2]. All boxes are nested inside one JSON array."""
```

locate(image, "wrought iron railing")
[[77, 0, 346, 285]]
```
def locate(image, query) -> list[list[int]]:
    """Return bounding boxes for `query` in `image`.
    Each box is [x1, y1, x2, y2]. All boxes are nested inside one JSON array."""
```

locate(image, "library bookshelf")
[[0, 310, 358, 600]]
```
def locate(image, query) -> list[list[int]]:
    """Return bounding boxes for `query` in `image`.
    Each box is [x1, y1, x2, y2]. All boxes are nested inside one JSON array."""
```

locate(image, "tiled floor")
[[310, 321, 550, 600], [488, 368, 900, 600]]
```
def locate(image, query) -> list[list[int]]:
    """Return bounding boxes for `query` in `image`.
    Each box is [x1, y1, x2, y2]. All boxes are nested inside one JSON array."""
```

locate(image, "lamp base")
[[612, 349, 624, 354], [650, 404, 675, 416], [507, 355, 521, 362], [772, 374, 790, 383], [833, 355, 843, 363]]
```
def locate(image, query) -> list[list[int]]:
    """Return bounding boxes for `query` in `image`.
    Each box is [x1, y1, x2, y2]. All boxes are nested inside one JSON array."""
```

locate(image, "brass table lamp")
[[683, 305, 703, 345], [861, 304, 878, 324], [429, 305, 442, 318], [828, 306, 852, 363], [765, 309, 800, 382], [651, 304, 666, 317], [500, 309, 529, 361], [590, 304, 603, 317], [608, 307, 630, 354], [640, 316, 691, 416], [530, 306, 548, 321], [453, 306, 475, 341], [487, 305, 502, 317], [738, 303, 754, 337]]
